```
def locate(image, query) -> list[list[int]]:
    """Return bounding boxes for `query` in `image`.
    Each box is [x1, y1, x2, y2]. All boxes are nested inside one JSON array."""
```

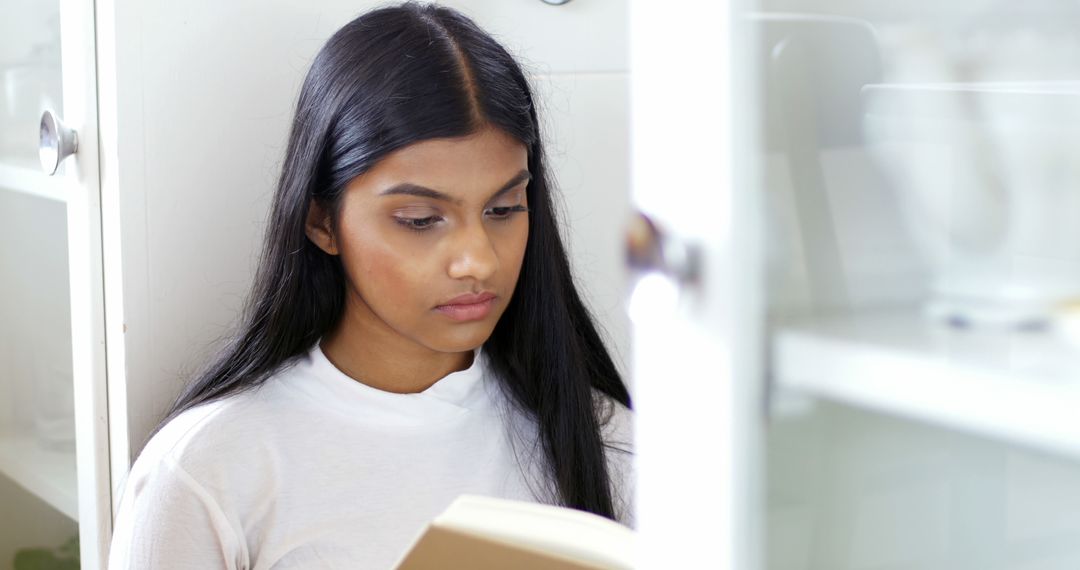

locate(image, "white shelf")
[[772, 309, 1080, 459], [0, 428, 78, 521], [0, 162, 66, 202]]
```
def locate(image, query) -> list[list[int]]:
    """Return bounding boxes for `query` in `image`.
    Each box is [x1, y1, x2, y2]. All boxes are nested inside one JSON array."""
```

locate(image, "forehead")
[[346, 127, 528, 200]]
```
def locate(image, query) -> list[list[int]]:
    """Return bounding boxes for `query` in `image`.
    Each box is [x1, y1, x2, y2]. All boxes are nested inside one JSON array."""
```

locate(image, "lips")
[[435, 291, 497, 322], [437, 291, 496, 307]]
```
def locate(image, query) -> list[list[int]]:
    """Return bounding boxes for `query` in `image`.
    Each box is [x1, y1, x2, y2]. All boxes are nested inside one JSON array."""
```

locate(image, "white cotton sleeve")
[[107, 455, 246, 570]]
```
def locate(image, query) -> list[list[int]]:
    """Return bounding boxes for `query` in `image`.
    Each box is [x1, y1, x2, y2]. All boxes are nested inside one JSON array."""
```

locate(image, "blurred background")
[[752, 1, 1080, 569]]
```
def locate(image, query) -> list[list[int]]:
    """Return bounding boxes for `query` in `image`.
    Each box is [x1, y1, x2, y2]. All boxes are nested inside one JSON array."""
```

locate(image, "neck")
[[319, 298, 474, 394]]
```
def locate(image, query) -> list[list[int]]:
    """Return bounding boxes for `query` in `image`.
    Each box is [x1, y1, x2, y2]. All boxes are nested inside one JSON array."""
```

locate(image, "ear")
[[304, 198, 339, 255]]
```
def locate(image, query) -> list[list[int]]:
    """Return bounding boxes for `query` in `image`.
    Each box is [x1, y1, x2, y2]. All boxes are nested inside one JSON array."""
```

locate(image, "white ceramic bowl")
[[863, 82, 1080, 325]]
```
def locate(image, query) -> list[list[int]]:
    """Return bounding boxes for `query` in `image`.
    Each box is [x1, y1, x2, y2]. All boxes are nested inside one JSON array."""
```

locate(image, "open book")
[[391, 494, 637, 569]]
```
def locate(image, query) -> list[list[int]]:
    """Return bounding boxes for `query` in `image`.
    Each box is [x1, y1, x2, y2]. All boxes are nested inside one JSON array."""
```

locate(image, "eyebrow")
[[378, 169, 532, 205]]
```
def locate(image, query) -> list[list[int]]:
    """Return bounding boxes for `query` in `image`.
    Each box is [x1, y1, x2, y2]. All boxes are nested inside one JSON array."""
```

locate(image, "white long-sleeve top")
[[106, 342, 634, 569]]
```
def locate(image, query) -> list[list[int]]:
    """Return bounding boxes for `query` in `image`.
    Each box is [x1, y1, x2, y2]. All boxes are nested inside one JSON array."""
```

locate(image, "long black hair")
[[151, 1, 632, 520]]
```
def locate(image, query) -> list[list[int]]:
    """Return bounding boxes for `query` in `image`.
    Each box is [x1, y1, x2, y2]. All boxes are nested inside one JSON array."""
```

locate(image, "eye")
[[487, 205, 530, 221], [394, 215, 443, 233]]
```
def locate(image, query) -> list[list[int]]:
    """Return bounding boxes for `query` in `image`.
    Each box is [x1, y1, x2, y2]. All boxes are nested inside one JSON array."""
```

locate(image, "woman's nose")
[[446, 222, 498, 281]]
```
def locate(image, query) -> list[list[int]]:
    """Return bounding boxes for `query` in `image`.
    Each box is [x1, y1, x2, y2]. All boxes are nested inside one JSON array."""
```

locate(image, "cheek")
[[502, 219, 529, 273], [341, 224, 435, 316], [339, 215, 529, 319]]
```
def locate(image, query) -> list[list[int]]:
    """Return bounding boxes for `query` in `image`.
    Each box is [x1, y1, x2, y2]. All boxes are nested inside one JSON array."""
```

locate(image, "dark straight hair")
[[150, 1, 632, 520]]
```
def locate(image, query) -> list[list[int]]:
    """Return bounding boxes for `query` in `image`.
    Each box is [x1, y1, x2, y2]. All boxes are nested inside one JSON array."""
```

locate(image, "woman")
[[107, 2, 634, 568]]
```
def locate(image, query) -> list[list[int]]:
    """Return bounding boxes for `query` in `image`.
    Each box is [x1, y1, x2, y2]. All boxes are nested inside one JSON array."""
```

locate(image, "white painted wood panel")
[[629, 0, 763, 567], [60, 0, 109, 563], [532, 71, 632, 382]]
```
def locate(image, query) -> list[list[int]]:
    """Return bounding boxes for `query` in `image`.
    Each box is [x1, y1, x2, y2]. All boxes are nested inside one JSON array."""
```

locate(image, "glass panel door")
[[0, 0, 81, 567], [752, 2, 1080, 569]]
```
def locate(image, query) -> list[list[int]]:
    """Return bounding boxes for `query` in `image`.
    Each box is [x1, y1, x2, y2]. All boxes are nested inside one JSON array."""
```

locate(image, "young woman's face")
[[307, 126, 530, 354]]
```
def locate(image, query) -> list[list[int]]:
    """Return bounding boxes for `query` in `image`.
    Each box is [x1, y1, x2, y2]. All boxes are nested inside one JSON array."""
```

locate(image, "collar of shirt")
[[281, 341, 492, 427]]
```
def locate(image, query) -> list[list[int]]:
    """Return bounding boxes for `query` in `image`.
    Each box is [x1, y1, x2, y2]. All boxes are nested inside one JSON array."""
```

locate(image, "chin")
[[426, 325, 495, 354]]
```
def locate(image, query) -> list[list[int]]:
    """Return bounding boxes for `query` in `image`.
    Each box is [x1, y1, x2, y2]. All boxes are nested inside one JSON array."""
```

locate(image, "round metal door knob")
[[625, 211, 702, 286], [39, 110, 79, 176]]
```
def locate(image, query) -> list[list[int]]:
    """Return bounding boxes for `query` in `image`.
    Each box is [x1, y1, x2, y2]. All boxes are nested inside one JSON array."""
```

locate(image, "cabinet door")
[[627, 1, 763, 568], [0, 0, 108, 567], [745, 3, 1080, 570]]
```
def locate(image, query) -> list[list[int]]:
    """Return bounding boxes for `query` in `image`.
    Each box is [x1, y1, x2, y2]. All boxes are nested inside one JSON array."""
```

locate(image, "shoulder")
[[131, 393, 257, 487], [111, 364, 311, 568], [130, 367, 305, 495], [136, 358, 310, 474], [111, 395, 257, 568], [116, 386, 283, 530]]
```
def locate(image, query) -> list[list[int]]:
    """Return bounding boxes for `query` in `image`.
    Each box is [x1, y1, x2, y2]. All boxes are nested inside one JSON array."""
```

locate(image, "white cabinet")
[[627, 1, 1080, 569], [749, 1, 1080, 562], [3, 1, 631, 568], [2, 0, 108, 567]]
